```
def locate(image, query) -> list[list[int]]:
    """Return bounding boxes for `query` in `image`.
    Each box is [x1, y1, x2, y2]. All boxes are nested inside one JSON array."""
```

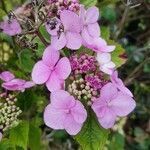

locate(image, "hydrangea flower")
[[44, 90, 87, 135], [0, 18, 22, 36], [32, 45, 71, 91], [0, 71, 35, 91], [96, 52, 116, 75], [92, 82, 136, 129], [111, 71, 133, 97], [80, 6, 100, 45], [47, 10, 82, 50]]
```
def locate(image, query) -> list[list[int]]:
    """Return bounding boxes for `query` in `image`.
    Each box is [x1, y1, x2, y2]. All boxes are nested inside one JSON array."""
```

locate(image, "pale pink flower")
[[92, 82, 136, 129], [0, 18, 22, 36], [111, 71, 133, 97], [47, 10, 82, 50], [0, 71, 35, 91], [44, 90, 87, 135], [96, 52, 116, 75], [32, 45, 71, 92], [80, 6, 100, 45]]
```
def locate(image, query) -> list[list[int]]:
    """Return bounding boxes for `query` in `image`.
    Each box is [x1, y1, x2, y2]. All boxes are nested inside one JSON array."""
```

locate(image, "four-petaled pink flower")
[[111, 71, 133, 97], [48, 10, 82, 50], [44, 90, 87, 135], [80, 6, 100, 45], [32, 45, 71, 92], [0, 71, 35, 91], [92, 82, 136, 129], [0, 18, 22, 36], [96, 52, 116, 75]]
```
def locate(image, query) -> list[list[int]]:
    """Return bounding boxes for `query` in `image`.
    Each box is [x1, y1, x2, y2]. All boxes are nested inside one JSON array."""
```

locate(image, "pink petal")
[[66, 32, 82, 50], [111, 92, 136, 117], [111, 71, 134, 97], [81, 27, 93, 45], [2, 79, 25, 91], [46, 72, 64, 92], [44, 104, 65, 129], [98, 108, 116, 129], [71, 101, 87, 124], [87, 23, 100, 37], [0, 19, 22, 36], [60, 10, 81, 32], [50, 90, 75, 109], [51, 33, 67, 50], [0, 71, 15, 82], [42, 45, 60, 67], [96, 52, 111, 64], [103, 45, 116, 52], [100, 61, 116, 75], [79, 5, 86, 25], [118, 86, 134, 97], [45, 18, 61, 36], [24, 81, 35, 88], [100, 82, 118, 102], [32, 61, 51, 84], [86, 6, 99, 24], [64, 114, 82, 135], [55, 57, 71, 79], [92, 96, 108, 118]]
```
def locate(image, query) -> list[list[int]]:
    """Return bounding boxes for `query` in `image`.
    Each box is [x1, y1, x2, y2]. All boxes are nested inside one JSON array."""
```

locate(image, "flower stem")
[[36, 30, 49, 47]]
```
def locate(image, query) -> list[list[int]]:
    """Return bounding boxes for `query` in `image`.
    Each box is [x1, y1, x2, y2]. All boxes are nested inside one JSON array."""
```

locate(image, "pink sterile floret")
[[32, 45, 71, 92], [92, 82, 136, 129], [44, 90, 87, 135]]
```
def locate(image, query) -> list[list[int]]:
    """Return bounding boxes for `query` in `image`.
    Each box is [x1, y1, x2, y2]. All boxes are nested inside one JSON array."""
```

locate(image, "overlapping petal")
[[86, 6, 99, 24], [42, 45, 60, 67], [111, 92, 136, 116], [32, 61, 51, 84], [55, 57, 71, 79], [66, 32, 82, 50], [46, 72, 64, 92], [60, 10, 81, 32]]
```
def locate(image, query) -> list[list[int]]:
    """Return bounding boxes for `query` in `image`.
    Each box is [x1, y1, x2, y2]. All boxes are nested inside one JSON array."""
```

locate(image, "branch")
[[124, 57, 150, 86], [36, 30, 49, 47]]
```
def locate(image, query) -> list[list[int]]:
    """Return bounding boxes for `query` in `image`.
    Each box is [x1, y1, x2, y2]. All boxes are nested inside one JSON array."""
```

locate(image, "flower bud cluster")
[[85, 73, 108, 90], [0, 93, 22, 132], [48, 0, 80, 14], [0, 42, 13, 63], [68, 77, 99, 101], [70, 54, 97, 74]]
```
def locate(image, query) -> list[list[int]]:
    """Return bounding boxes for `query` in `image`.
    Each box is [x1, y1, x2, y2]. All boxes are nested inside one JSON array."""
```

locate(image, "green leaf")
[[98, 0, 119, 7], [0, 139, 15, 150], [75, 110, 109, 150], [101, 26, 110, 40], [101, 5, 117, 22], [109, 40, 127, 68], [108, 132, 125, 150], [80, 0, 97, 7], [28, 122, 42, 150], [17, 49, 35, 73], [9, 121, 29, 150]]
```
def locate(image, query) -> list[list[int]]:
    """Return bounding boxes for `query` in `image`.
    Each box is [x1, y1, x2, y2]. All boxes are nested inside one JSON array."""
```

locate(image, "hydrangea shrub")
[[0, 0, 136, 149]]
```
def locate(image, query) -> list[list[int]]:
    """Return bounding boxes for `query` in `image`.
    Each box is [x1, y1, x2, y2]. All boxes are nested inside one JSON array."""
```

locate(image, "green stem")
[[36, 30, 49, 47]]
